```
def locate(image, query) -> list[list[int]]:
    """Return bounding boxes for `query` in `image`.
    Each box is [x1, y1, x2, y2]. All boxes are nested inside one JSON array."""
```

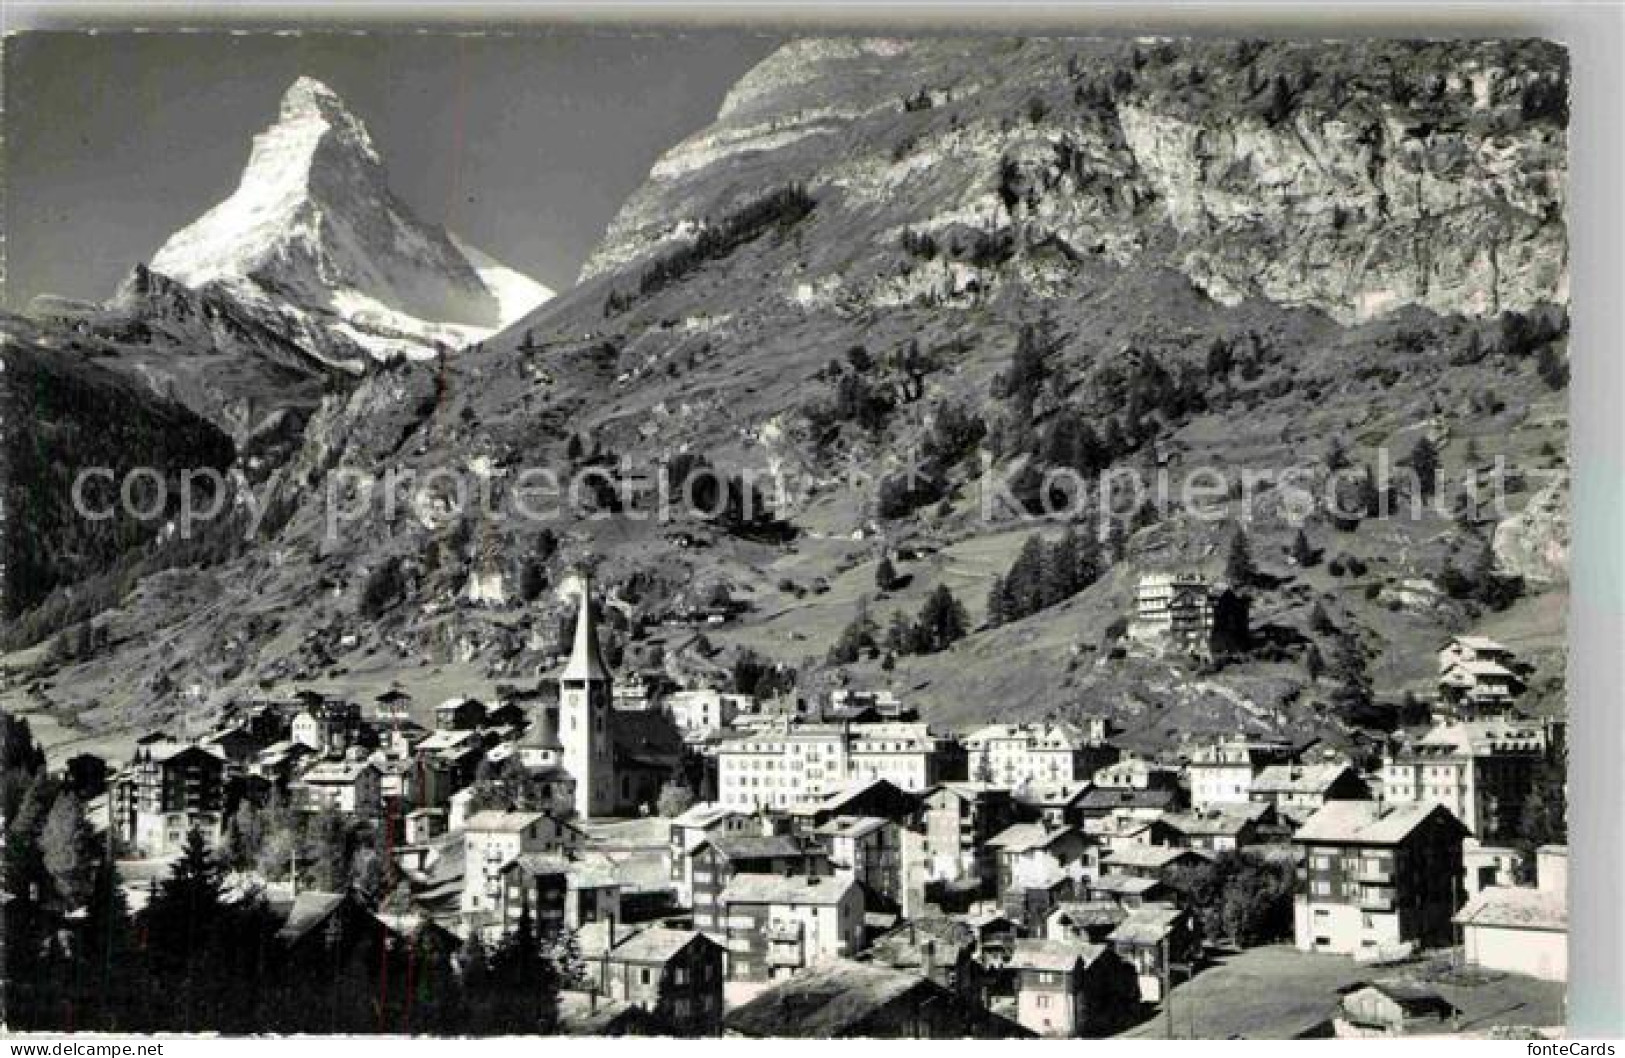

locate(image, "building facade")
[[1292, 801, 1468, 958]]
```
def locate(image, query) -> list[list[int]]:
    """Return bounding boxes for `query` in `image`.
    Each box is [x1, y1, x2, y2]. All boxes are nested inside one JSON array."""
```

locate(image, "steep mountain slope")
[[0, 330, 236, 622], [3, 38, 1569, 760], [151, 76, 551, 362]]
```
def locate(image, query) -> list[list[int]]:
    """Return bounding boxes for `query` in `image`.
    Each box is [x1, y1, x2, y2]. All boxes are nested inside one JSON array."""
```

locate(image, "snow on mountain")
[[448, 235, 554, 326], [149, 76, 549, 360]]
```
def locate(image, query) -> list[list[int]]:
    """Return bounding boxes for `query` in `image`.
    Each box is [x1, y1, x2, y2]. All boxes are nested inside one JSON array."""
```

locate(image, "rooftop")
[[1455, 886, 1567, 932], [1006, 938, 1108, 973], [720, 872, 854, 907], [1293, 801, 1465, 846]]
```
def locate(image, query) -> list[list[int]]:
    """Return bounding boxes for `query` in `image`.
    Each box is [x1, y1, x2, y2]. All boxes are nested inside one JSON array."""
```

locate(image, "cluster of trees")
[[3, 717, 576, 1034], [2, 344, 237, 622], [1438, 542, 1524, 611], [828, 584, 970, 665], [8, 825, 570, 1034], [985, 527, 1102, 627], [1167, 849, 1297, 948], [603, 184, 816, 314], [730, 648, 798, 700]]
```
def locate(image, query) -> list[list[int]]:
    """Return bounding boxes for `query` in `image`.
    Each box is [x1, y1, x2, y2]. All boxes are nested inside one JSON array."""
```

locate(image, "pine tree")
[[41, 790, 97, 910], [985, 574, 1013, 628], [1008, 534, 1048, 618], [1225, 525, 1259, 587], [1041, 528, 1082, 608], [875, 556, 897, 592], [1304, 643, 1325, 681], [1309, 599, 1337, 635], [915, 585, 969, 654], [1289, 527, 1316, 568], [1406, 435, 1441, 498]]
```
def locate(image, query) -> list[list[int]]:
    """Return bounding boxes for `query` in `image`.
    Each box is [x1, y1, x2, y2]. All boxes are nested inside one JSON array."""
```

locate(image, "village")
[[3, 570, 1567, 1038]]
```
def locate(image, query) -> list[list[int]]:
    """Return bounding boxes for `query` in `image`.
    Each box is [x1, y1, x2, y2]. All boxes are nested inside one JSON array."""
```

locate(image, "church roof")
[[561, 575, 610, 682]]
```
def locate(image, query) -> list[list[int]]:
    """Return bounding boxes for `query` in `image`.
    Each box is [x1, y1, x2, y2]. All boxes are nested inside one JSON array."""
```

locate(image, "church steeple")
[[561, 572, 610, 682], [558, 569, 615, 819]]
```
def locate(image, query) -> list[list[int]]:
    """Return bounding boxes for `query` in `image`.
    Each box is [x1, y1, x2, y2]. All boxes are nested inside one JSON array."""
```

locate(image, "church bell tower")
[[559, 572, 615, 818]]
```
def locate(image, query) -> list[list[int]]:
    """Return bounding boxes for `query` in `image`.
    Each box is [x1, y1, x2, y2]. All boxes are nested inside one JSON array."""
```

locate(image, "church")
[[516, 573, 686, 819]]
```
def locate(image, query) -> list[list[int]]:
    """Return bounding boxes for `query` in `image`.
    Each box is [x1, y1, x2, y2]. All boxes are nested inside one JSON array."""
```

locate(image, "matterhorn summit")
[[150, 76, 550, 362]]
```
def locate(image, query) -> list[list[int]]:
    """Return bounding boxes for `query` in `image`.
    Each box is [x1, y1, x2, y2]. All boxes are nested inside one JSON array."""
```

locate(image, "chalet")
[[1012, 781, 1092, 828], [1292, 801, 1468, 958], [578, 924, 725, 1036], [1046, 901, 1127, 945], [556, 991, 665, 1036], [292, 758, 381, 816], [1101, 843, 1209, 882], [688, 834, 830, 936], [1077, 785, 1182, 822], [985, 822, 1092, 896], [1087, 873, 1171, 909], [919, 783, 1019, 892], [813, 816, 904, 904], [496, 853, 621, 937], [1109, 906, 1198, 1002], [716, 873, 864, 983], [1334, 980, 1459, 1038], [788, 777, 921, 830], [668, 803, 755, 905], [461, 810, 584, 925], [1159, 803, 1275, 852], [373, 688, 413, 723], [434, 697, 487, 732], [1249, 763, 1369, 822], [274, 889, 391, 966], [1003, 869, 1080, 935], [110, 743, 227, 857], [1437, 635, 1517, 675], [1005, 939, 1140, 1038], [724, 960, 1030, 1039], [863, 917, 982, 999]]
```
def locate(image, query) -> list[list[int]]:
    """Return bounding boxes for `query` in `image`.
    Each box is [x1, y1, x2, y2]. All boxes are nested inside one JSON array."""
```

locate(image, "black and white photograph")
[[0, 13, 1601, 1041]]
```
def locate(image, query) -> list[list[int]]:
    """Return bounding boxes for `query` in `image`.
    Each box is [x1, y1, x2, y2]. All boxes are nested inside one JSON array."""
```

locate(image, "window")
[[641, 968, 652, 985]]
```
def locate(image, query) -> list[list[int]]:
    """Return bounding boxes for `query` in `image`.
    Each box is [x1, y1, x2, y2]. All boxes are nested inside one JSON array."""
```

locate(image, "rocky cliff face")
[[583, 38, 1566, 325]]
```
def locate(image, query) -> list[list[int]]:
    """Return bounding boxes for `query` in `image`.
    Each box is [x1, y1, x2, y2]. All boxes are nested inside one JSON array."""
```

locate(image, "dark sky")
[[2, 29, 781, 308]]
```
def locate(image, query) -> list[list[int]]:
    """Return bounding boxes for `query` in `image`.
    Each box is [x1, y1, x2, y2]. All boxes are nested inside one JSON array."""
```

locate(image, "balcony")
[[766, 921, 804, 944], [1355, 862, 1393, 884], [1358, 884, 1397, 911]]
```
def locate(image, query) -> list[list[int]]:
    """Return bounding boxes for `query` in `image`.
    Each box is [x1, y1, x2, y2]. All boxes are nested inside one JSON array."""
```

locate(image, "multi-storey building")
[[664, 689, 752, 735], [812, 816, 903, 903], [1292, 801, 1468, 957], [847, 723, 964, 791], [668, 803, 755, 905], [1184, 735, 1295, 810], [716, 721, 958, 810], [110, 743, 227, 857], [919, 783, 1019, 891], [688, 834, 830, 936], [716, 873, 864, 983], [1381, 718, 1547, 838], [460, 810, 583, 926], [578, 924, 725, 1036], [1005, 940, 1139, 1038], [962, 722, 1115, 787], [1249, 762, 1370, 821], [292, 758, 381, 816]]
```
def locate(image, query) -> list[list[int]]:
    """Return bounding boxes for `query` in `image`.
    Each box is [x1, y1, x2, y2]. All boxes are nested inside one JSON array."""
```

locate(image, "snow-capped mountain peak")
[[149, 76, 550, 360]]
